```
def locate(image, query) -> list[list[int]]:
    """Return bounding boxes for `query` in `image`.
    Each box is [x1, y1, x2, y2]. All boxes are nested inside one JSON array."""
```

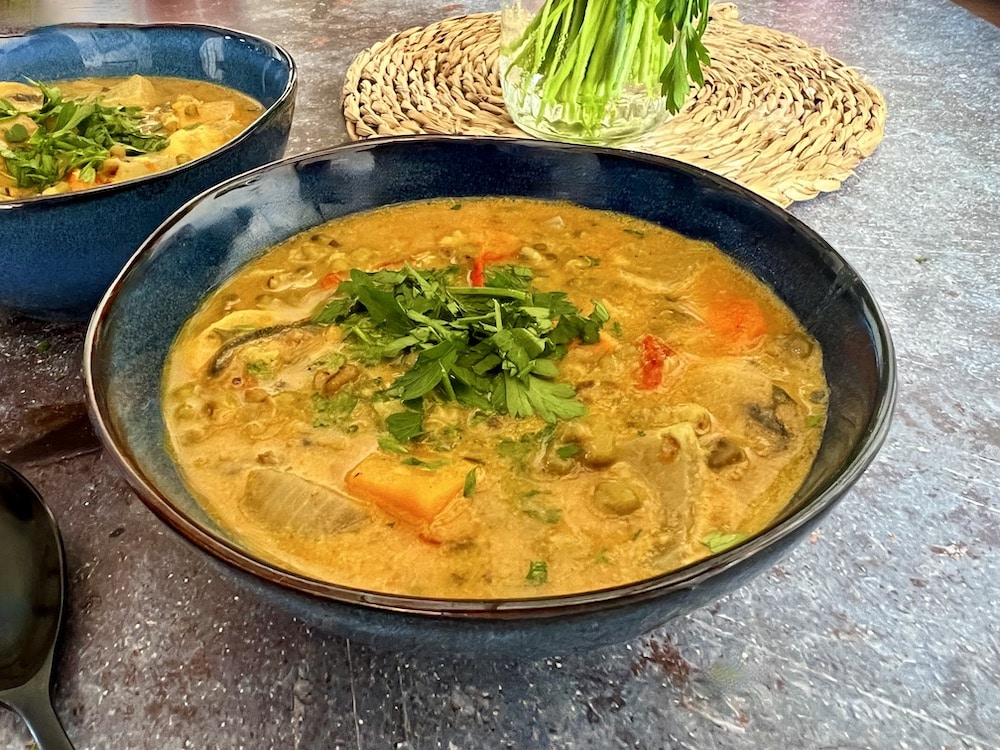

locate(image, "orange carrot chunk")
[[704, 294, 768, 349], [319, 271, 341, 290]]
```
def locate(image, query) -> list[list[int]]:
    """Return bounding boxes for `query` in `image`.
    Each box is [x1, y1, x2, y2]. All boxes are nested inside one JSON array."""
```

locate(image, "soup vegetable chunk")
[[162, 198, 828, 598], [0, 76, 263, 199]]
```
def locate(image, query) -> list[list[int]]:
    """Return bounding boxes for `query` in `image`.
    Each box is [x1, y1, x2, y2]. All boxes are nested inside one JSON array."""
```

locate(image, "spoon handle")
[[3, 677, 75, 750]]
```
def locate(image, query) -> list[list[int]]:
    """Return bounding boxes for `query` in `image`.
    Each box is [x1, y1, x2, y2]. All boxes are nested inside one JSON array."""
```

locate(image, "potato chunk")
[[102, 74, 160, 108]]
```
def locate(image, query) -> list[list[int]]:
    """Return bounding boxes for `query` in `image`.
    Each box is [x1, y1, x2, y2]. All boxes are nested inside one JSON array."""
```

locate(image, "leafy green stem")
[[502, 0, 711, 129]]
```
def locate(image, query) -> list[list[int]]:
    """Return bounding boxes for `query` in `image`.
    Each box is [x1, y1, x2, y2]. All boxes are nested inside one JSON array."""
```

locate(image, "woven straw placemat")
[[343, 4, 885, 206]]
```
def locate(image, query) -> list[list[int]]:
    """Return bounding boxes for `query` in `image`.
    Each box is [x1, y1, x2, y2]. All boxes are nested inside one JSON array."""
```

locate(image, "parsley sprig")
[[312, 264, 609, 431], [1, 81, 168, 190]]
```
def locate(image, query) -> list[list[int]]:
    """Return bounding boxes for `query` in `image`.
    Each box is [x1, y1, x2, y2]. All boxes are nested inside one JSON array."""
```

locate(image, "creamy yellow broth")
[[162, 198, 828, 598], [0, 75, 263, 199]]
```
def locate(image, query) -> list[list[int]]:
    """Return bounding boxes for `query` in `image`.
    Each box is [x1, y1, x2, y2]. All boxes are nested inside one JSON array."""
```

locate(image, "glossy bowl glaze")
[[0, 23, 296, 321], [85, 137, 896, 657]]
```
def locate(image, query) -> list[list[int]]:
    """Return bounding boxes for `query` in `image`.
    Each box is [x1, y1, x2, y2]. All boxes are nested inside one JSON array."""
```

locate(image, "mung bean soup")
[[162, 197, 828, 598], [0, 75, 263, 199]]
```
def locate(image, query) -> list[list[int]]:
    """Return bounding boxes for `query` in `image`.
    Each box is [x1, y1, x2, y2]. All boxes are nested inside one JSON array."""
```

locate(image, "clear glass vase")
[[499, 0, 671, 145]]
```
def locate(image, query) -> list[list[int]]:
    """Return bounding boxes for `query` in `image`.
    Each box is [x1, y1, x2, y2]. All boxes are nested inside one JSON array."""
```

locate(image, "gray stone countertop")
[[1, 0, 998, 747]]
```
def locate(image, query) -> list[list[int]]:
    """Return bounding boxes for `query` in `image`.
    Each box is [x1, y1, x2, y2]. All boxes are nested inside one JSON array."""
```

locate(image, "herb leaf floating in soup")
[[311, 265, 610, 427], [162, 198, 829, 599], [0, 76, 263, 199]]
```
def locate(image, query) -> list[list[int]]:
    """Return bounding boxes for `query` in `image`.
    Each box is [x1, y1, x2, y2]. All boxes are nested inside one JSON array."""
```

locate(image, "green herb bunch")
[[502, 0, 711, 127], [0, 81, 168, 190], [312, 264, 610, 426]]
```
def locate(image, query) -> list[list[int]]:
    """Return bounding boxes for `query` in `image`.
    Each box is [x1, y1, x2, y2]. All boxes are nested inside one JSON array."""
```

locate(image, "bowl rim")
[[84, 134, 897, 619], [0, 21, 297, 208]]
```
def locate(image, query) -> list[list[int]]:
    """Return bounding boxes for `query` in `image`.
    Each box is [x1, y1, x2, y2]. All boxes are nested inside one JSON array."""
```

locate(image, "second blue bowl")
[[0, 23, 297, 321]]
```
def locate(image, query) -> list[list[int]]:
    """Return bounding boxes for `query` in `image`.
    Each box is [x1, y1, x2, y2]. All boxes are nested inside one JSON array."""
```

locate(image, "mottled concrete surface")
[[1, 0, 999, 748]]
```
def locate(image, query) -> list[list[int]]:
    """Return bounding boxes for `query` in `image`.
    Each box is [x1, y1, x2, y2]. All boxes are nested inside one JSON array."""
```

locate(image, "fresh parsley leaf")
[[463, 468, 477, 497], [525, 560, 548, 585], [556, 443, 580, 459], [309, 264, 611, 428], [4, 123, 29, 144], [309, 351, 347, 372], [498, 424, 557, 466], [378, 435, 408, 454], [520, 489, 562, 524], [245, 359, 273, 379], [311, 391, 358, 428], [400, 456, 448, 469], [386, 410, 424, 442]]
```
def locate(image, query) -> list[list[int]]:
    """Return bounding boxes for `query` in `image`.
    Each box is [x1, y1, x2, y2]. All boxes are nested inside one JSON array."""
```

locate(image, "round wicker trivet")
[[343, 4, 886, 206]]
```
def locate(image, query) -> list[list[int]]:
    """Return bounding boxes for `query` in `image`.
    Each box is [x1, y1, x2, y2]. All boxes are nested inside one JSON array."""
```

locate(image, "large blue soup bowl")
[[86, 137, 896, 657], [0, 23, 296, 321]]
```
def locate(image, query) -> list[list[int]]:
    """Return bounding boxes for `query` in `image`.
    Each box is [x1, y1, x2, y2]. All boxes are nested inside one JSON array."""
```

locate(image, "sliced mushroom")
[[316, 363, 360, 396], [626, 402, 713, 435], [0, 82, 44, 111], [208, 321, 314, 376], [705, 436, 747, 469]]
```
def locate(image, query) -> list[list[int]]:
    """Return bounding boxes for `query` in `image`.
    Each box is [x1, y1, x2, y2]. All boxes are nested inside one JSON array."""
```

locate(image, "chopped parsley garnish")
[[463, 468, 478, 497], [498, 424, 557, 466], [556, 443, 581, 460], [386, 410, 424, 442], [245, 359, 274, 379], [0, 80, 168, 190], [309, 351, 347, 372], [312, 265, 610, 433], [378, 435, 408, 454], [525, 560, 548, 586], [400, 456, 448, 469], [521, 489, 562, 524], [311, 391, 358, 428]]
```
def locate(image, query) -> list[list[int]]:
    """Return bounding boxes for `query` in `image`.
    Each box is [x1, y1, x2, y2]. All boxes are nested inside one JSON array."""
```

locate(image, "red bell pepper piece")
[[637, 334, 675, 390]]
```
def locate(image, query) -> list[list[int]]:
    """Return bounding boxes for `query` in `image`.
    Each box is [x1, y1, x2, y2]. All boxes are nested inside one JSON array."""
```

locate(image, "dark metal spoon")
[[0, 461, 74, 749]]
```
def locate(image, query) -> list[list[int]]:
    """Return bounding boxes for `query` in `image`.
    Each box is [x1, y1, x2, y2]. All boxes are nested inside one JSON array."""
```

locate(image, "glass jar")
[[498, 0, 672, 145]]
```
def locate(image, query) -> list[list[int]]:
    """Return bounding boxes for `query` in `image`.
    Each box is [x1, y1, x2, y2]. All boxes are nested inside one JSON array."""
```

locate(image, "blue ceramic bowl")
[[85, 137, 896, 657], [0, 23, 296, 321]]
